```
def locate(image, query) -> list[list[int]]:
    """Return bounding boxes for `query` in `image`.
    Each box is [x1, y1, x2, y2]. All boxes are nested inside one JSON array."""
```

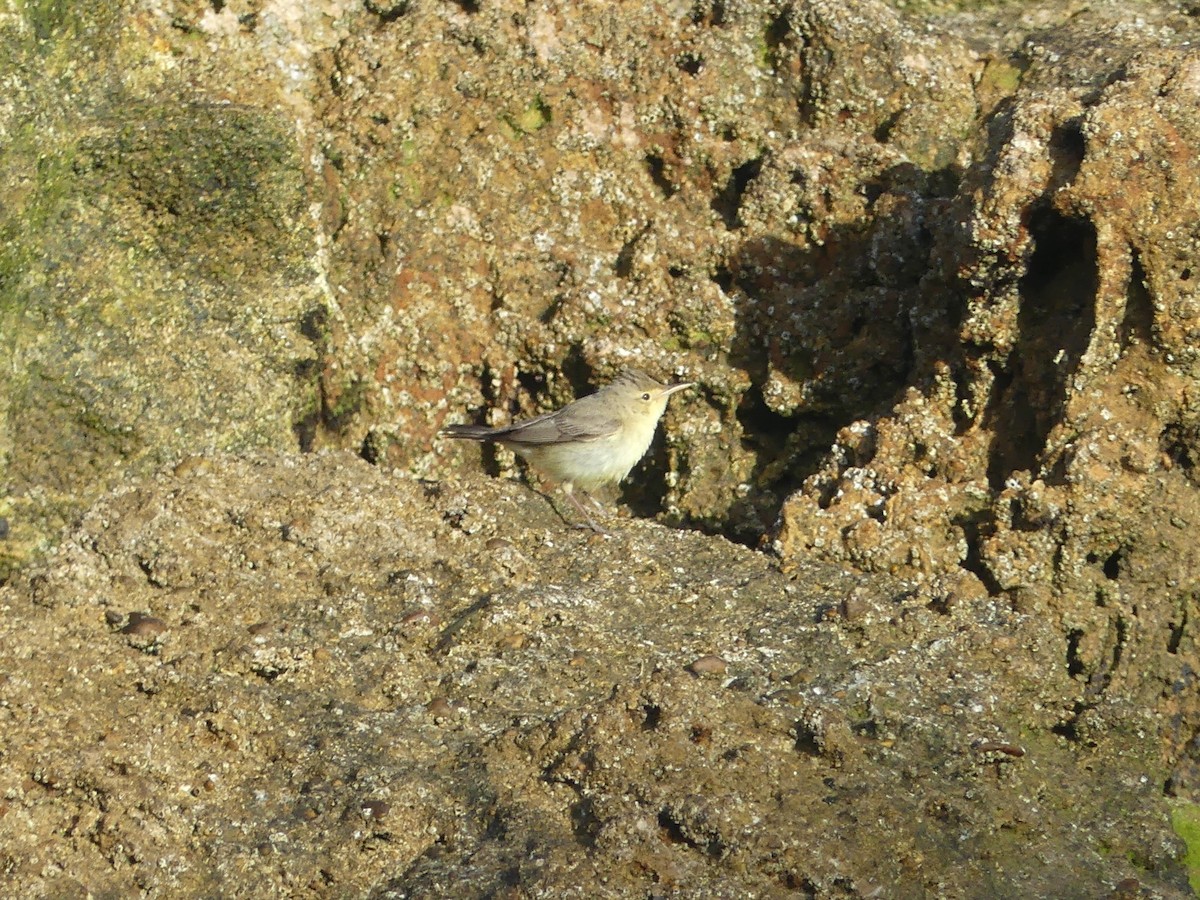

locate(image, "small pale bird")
[[440, 369, 694, 532]]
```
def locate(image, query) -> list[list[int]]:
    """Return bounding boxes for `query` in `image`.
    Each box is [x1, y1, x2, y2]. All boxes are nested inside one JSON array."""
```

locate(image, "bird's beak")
[[661, 381, 695, 397]]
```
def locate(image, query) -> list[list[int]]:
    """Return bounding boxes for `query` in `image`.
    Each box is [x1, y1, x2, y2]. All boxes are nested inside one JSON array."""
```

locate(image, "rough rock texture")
[[0, 6, 323, 573], [0, 0, 986, 565], [2, 0, 1200, 895], [774, 4, 1200, 844], [304, 0, 983, 539], [0, 453, 1188, 897]]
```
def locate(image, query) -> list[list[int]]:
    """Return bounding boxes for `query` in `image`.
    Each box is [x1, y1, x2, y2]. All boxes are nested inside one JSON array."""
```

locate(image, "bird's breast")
[[516, 416, 659, 491]]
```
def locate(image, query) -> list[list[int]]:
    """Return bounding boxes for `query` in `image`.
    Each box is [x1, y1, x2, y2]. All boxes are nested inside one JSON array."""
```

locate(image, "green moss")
[[70, 103, 311, 281], [504, 96, 552, 136], [22, 0, 81, 42], [324, 377, 369, 432], [0, 123, 82, 327], [979, 57, 1024, 96], [112, 105, 303, 224], [17, 0, 122, 62], [1171, 802, 1200, 894], [754, 36, 773, 73], [0, 88, 315, 562]]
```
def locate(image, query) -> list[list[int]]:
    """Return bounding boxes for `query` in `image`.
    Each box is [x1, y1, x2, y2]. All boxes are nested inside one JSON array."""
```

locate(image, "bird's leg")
[[563, 484, 610, 536]]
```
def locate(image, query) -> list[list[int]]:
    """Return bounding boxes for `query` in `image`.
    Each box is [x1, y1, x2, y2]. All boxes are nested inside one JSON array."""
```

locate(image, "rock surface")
[[1, 0, 1199, 895], [0, 452, 1187, 896]]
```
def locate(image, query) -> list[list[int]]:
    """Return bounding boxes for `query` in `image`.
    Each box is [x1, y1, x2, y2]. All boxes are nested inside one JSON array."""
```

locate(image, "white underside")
[[514, 414, 661, 492]]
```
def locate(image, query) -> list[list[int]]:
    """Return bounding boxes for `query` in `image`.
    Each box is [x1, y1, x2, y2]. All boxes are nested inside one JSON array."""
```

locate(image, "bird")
[[440, 368, 694, 532]]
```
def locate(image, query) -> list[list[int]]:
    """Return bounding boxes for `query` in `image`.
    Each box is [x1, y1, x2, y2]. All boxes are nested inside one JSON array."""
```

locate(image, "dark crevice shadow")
[[985, 207, 1098, 489], [711, 156, 763, 229], [1048, 118, 1086, 190], [645, 152, 677, 199], [719, 153, 954, 541], [1120, 249, 1154, 351]]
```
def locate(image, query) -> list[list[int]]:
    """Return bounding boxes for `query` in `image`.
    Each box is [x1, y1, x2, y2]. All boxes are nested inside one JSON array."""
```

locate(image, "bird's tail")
[[440, 423, 500, 441]]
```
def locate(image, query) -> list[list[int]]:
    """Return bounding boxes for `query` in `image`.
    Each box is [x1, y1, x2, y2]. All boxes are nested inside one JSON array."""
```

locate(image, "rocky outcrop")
[[1, 0, 1199, 894], [0, 453, 1185, 896]]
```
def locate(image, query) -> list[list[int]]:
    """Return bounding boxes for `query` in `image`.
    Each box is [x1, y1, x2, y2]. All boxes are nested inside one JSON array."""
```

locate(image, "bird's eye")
[[641, 392, 651, 401]]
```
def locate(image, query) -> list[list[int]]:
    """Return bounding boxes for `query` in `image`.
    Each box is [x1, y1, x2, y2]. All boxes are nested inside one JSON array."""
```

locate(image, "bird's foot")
[[565, 489, 611, 536]]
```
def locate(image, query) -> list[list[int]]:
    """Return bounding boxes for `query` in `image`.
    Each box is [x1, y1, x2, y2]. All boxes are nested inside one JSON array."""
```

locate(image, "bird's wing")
[[498, 403, 620, 445]]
